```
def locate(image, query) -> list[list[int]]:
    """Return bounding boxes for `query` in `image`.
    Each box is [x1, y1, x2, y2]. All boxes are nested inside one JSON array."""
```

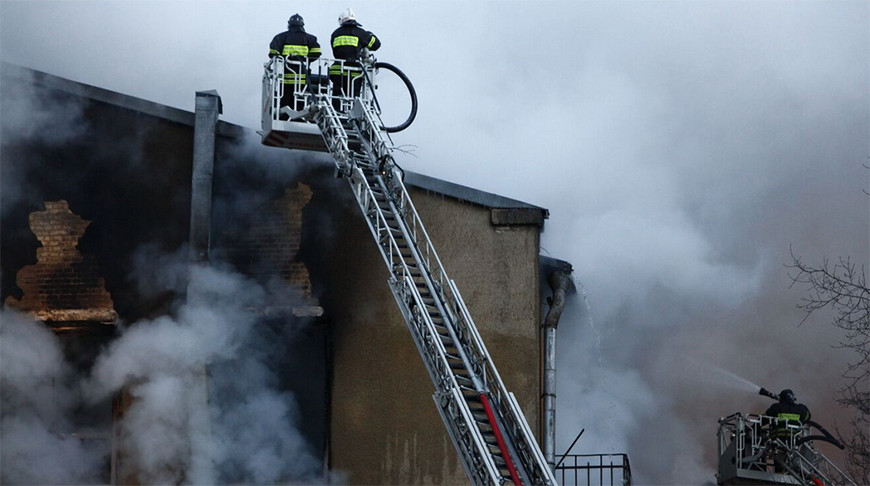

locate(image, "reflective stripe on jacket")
[[268, 28, 322, 62], [282, 73, 307, 85], [330, 23, 380, 63]]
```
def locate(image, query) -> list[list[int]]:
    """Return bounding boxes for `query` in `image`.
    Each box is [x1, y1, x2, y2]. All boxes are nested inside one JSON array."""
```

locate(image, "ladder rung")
[[471, 409, 488, 420], [454, 374, 473, 385]]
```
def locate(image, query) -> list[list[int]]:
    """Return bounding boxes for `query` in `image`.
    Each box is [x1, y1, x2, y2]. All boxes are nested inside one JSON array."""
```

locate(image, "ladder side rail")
[[391, 276, 466, 398], [787, 450, 829, 486], [390, 276, 504, 486], [345, 168, 417, 283], [376, 174, 485, 388], [365, 174, 487, 396], [348, 103, 488, 389], [448, 279, 556, 485], [320, 93, 550, 485], [346, 108, 518, 483], [313, 100, 416, 283], [321, 98, 487, 394], [789, 444, 857, 486], [312, 96, 353, 168], [320, 123, 500, 486], [350, 99, 554, 484], [506, 391, 557, 485], [316, 99, 458, 318], [336, 141, 505, 483], [445, 387, 508, 486], [349, 101, 451, 290], [434, 391, 499, 486]]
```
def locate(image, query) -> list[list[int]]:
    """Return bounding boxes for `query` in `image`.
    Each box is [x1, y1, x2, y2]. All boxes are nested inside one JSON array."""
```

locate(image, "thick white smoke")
[[1, 255, 323, 484], [0, 310, 105, 484]]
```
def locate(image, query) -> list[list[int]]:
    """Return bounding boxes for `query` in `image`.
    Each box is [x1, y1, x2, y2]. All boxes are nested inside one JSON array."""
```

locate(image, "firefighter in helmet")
[[329, 8, 381, 110], [765, 389, 811, 443], [268, 13, 322, 117]]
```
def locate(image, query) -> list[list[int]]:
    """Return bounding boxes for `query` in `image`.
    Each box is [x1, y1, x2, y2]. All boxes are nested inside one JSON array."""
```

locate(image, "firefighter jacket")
[[329, 22, 380, 77], [269, 27, 322, 85], [764, 401, 811, 439]]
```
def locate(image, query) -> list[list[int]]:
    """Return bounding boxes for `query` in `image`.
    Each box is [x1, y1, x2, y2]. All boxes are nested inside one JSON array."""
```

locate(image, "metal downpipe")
[[542, 266, 574, 470]]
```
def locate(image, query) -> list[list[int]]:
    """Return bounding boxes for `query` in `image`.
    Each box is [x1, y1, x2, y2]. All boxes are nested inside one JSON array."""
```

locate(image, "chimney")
[[189, 90, 222, 264]]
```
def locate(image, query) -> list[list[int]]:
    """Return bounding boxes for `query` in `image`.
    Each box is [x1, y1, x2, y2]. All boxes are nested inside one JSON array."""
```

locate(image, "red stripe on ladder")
[[479, 392, 522, 486]]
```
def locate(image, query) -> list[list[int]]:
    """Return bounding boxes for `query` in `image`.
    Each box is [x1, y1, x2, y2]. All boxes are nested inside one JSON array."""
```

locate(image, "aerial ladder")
[[261, 55, 557, 486], [717, 391, 857, 486]]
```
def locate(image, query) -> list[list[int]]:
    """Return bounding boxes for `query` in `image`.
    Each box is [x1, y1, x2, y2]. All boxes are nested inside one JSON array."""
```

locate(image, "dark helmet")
[[288, 14, 304, 28], [779, 389, 796, 404]]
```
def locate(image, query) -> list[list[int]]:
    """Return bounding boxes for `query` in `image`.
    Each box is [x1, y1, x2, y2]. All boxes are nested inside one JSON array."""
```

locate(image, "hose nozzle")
[[759, 387, 777, 400]]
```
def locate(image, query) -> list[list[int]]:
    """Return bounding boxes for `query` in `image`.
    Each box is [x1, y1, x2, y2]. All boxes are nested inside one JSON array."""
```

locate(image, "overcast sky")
[[2, 1, 868, 484]]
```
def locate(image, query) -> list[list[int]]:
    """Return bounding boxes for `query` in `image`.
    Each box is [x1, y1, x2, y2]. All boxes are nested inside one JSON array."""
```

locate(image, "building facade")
[[1, 63, 558, 485]]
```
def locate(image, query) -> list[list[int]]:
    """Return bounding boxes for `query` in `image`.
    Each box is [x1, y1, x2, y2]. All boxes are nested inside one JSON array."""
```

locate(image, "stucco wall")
[[313, 178, 542, 485]]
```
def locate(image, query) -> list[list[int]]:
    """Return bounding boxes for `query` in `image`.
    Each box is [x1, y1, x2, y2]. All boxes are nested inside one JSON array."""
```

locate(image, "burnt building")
[[0, 62, 569, 485]]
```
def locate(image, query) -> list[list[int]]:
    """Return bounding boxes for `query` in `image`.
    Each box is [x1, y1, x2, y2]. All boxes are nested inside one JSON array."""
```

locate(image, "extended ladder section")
[[313, 96, 555, 486], [717, 413, 857, 486], [261, 56, 556, 485]]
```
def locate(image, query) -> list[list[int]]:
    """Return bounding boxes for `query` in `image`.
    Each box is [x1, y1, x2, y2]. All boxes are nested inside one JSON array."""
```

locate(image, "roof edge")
[[404, 171, 549, 216], [0, 61, 243, 137], [2, 62, 548, 216]]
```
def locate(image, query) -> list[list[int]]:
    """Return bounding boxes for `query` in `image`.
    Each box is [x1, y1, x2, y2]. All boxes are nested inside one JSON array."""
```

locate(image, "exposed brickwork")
[[5, 200, 117, 323], [223, 184, 316, 302]]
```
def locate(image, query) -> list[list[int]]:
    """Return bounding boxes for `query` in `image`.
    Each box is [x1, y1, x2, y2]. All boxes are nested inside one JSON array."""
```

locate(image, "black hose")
[[797, 421, 846, 449], [373, 61, 418, 133]]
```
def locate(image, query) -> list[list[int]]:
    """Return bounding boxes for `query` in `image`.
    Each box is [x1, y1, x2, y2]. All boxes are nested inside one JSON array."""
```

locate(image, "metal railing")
[[262, 55, 375, 127], [555, 454, 632, 486], [717, 412, 857, 486]]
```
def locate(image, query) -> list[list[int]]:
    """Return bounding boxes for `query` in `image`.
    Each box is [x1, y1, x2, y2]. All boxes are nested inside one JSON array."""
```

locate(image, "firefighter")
[[329, 8, 381, 110], [760, 389, 810, 472], [764, 388, 811, 472], [268, 14, 322, 117]]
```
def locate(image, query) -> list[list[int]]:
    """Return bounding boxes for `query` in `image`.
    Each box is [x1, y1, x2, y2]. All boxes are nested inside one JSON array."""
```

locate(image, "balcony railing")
[[555, 453, 632, 486]]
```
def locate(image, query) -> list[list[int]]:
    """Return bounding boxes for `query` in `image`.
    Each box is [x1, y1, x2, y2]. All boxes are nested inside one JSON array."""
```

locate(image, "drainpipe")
[[542, 263, 574, 470]]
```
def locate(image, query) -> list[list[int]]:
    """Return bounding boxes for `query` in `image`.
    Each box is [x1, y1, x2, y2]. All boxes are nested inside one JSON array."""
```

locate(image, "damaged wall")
[[1, 63, 550, 485]]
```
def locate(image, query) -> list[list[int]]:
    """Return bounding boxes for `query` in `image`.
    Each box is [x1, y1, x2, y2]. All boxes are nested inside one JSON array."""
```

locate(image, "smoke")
[[524, 4, 870, 484], [93, 255, 322, 484], [0, 67, 89, 144], [0, 66, 89, 218], [1, 254, 323, 484], [1, 2, 866, 484], [0, 310, 105, 484]]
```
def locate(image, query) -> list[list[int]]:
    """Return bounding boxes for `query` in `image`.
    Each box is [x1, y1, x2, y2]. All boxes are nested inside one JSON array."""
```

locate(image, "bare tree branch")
[[787, 247, 870, 484]]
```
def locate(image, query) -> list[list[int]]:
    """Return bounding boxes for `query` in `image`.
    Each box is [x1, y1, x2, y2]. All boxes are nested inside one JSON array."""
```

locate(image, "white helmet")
[[338, 7, 357, 25]]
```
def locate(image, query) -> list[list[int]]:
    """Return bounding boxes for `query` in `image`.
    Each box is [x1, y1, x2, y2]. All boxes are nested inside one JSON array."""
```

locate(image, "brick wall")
[[4, 200, 117, 323], [222, 183, 316, 301]]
